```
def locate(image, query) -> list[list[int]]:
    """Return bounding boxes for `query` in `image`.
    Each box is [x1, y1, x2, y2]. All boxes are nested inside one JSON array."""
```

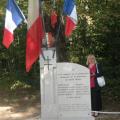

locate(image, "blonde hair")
[[86, 54, 97, 65]]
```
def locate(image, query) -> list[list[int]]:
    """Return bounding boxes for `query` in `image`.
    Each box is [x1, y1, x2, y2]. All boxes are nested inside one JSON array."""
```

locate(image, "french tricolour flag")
[[63, 0, 77, 37], [26, 0, 44, 72], [2, 0, 26, 48]]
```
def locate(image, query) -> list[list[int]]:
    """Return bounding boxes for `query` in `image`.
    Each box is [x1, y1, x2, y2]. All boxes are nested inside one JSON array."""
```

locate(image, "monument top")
[[40, 60, 94, 120]]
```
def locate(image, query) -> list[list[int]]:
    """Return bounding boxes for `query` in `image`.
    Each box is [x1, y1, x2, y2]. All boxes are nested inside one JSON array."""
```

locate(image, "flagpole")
[[54, 2, 65, 62], [39, 0, 48, 50], [39, 1, 42, 119]]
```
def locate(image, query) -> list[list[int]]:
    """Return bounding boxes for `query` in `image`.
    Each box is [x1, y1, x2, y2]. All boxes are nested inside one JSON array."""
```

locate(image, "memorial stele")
[[40, 49, 95, 120]]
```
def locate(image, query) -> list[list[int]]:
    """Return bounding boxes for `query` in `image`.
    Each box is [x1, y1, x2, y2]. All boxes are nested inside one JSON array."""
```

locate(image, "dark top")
[[96, 63, 103, 77]]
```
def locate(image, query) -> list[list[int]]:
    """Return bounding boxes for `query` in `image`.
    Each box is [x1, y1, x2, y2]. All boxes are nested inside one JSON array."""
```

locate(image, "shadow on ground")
[[0, 89, 40, 120], [0, 89, 120, 120]]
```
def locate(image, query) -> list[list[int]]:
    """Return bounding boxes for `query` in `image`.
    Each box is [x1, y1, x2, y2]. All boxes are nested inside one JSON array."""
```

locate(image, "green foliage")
[[66, 0, 120, 79], [0, 0, 40, 90], [10, 80, 31, 90], [103, 78, 120, 102], [0, 0, 120, 96]]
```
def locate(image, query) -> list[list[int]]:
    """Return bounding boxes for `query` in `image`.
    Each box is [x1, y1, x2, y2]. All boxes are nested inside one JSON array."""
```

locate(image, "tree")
[[0, 0, 120, 91]]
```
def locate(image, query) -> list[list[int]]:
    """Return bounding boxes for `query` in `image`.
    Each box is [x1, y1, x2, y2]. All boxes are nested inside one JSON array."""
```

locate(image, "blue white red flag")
[[26, 0, 44, 72], [63, 0, 77, 37], [2, 0, 26, 48]]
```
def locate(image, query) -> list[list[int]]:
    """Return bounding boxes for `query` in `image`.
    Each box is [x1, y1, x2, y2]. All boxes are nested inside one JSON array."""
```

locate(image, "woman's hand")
[[90, 73, 95, 76]]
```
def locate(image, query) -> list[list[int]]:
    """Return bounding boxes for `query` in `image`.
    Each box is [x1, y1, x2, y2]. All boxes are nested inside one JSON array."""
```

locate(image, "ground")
[[0, 89, 40, 120], [0, 89, 120, 120]]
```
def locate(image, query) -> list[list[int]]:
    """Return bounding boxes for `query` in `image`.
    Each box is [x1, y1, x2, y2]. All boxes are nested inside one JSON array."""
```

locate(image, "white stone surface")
[[40, 54, 94, 120]]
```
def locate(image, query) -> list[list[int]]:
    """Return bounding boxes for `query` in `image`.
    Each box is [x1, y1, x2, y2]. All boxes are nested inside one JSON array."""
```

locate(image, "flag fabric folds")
[[26, 0, 44, 72], [2, 0, 26, 48], [63, 0, 77, 37]]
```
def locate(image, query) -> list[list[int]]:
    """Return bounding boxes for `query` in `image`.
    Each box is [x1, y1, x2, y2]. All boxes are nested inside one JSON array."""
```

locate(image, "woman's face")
[[88, 57, 95, 64]]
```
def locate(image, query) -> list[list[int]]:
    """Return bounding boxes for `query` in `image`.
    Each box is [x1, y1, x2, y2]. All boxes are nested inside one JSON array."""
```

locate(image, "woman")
[[86, 54, 103, 117]]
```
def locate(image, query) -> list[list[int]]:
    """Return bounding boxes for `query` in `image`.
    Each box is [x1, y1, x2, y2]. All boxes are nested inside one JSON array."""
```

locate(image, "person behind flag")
[[63, 0, 77, 37], [2, 0, 26, 48]]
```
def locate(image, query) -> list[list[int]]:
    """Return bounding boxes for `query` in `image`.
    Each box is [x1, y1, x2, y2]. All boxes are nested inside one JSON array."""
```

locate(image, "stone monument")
[[40, 50, 94, 120]]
